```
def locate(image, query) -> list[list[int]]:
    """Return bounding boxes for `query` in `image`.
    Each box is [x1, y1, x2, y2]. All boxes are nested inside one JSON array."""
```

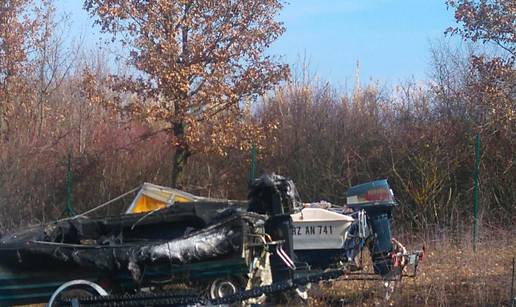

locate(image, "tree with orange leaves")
[[446, 0, 515, 223], [0, 0, 32, 136], [446, 0, 514, 58], [446, 0, 515, 133], [0, 0, 54, 138], [83, 0, 289, 187]]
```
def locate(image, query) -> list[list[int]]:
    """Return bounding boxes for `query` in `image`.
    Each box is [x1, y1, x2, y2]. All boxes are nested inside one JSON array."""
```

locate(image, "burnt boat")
[[0, 174, 422, 306], [124, 176, 402, 274], [0, 203, 270, 306]]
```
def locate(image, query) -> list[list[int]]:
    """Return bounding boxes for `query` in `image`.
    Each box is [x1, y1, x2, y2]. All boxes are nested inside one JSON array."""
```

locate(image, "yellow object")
[[131, 195, 167, 213], [126, 183, 202, 214]]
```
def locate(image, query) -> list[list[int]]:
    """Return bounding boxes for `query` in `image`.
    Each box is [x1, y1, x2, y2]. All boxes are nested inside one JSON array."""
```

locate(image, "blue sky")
[[55, 0, 459, 85]]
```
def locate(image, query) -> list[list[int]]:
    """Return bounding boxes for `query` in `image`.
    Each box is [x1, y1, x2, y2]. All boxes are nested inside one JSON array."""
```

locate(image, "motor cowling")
[[346, 179, 397, 276]]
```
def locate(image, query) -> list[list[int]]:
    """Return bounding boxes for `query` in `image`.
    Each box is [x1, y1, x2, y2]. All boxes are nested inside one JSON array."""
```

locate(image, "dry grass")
[[310, 227, 516, 306]]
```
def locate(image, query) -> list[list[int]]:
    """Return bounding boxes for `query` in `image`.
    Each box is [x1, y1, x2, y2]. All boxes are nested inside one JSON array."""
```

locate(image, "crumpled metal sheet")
[[142, 222, 240, 264], [0, 207, 264, 282]]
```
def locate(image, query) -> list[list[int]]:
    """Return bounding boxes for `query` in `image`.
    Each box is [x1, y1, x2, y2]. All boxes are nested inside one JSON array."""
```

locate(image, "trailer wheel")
[[48, 280, 108, 307], [208, 277, 242, 300]]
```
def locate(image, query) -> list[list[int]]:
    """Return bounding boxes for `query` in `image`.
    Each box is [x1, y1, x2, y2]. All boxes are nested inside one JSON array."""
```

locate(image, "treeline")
[[0, 1, 514, 231]]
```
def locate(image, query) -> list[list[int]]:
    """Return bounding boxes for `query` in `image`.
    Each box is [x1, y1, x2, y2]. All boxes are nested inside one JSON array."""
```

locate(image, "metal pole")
[[511, 257, 515, 307], [65, 150, 76, 217], [473, 133, 480, 252], [249, 144, 257, 184]]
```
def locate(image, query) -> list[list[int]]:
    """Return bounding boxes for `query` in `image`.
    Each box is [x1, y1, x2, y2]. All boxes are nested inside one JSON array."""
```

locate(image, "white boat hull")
[[291, 208, 354, 250]]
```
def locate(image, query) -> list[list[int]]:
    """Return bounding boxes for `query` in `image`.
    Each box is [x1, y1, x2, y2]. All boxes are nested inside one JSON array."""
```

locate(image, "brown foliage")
[[446, 0, 515, 57], [0, 1, 513, 234], [446, 0, 515, 135], [83, 0, 289, 186], [0, 0, 36, 135]]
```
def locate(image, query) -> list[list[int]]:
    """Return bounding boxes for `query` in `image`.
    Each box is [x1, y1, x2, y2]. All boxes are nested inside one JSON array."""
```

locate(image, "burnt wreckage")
[[0, 175, 423, 306]]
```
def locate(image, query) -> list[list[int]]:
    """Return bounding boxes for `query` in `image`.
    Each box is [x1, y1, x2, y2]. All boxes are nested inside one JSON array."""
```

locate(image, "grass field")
[[310, 227, 516, 306]]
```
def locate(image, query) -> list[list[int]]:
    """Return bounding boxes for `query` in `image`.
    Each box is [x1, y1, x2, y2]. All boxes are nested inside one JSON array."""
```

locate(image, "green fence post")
[[473, 133, 480, 252], [65, 150, 76, 217]]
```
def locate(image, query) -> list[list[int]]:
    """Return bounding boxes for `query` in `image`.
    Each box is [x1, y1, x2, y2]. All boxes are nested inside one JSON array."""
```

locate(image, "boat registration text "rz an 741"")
[[293, 225, 334, 236]]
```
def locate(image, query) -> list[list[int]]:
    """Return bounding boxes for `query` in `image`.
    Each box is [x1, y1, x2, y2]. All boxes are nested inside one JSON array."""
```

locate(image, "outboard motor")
[[346, 179, 397, 276], [248, 174, 298, 284]]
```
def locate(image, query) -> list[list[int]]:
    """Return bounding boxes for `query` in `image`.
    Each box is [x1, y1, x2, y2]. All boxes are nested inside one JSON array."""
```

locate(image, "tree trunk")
[[0, 84, 9, 140], [171, 8, 192, 188], [171, 121, 190, 188]]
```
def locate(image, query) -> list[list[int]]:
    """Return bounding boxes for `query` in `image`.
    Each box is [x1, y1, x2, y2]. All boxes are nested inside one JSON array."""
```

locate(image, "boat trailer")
[[0, 174, 423, 306]]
